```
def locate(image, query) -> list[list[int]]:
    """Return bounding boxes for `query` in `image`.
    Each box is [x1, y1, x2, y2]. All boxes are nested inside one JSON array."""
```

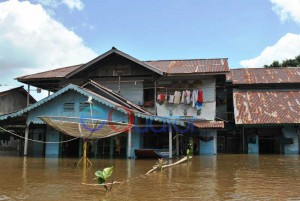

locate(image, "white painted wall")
[[156, 78, 216, 120]]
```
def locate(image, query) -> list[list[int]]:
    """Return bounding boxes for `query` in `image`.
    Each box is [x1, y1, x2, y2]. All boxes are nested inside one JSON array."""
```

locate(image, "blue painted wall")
[[283, 127, 299, 154], [28, 90, 128, 124], [29, 128, 44, 156], [248, 135, 259, 154], [26, 90, 127, 157], [128, 130, 143, 158], [199, 130, 217, 154], [45, 126, 60, 157]]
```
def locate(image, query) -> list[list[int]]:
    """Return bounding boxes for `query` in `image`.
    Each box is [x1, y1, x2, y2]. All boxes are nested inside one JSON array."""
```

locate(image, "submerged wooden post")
[[169, 125, 172, 159], [176, 134, 179, 156], [242, 127, 245, 153], [24, 124, 29, 156], [77, 139, 92, 167], [83, 140, 87, 167], [127, 128, 132, 158]]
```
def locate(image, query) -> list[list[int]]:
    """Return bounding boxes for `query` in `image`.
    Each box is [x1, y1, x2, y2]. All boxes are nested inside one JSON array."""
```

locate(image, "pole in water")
[[77, 139, 92, 167]]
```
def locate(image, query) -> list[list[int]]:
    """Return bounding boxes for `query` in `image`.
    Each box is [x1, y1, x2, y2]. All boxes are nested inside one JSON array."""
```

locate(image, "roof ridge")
[[144, 58, 228, 62]]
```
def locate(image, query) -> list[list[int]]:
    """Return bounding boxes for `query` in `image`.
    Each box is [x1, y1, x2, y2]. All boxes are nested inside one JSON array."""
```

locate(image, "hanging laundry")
[[186, 90, 191, 104], [196, 102, 202, 110], [192, 90, 198, 107], [174, 91, 181, 104], [198, 90, 203, 103], [157, 94, 166, 103], [181, 91, 186, 104], [168, 95, 174, 103]]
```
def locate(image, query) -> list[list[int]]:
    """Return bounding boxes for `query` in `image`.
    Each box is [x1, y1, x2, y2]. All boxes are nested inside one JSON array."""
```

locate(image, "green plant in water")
[[186, 148, 190, 161], [153, 158, 167, 171], [95, 166, 114, 185]]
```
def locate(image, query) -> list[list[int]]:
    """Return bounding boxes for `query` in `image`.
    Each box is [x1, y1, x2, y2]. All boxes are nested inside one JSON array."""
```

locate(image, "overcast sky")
[[0, 0, 300, 98]]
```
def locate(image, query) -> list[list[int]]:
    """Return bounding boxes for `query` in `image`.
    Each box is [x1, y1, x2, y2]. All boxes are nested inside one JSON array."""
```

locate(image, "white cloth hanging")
[[181, 91, 186, 103], [192, 89, 198, 107], [169, 95, 174, 103], [186, 90, 191, 104], [174, 91, 181, 104]]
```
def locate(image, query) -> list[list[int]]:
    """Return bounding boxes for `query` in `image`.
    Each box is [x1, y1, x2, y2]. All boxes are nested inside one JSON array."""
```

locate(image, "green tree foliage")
[[264, 55, 300, 68]]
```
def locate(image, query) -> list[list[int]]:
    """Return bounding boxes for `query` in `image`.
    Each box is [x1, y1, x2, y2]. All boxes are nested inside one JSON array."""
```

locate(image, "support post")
[[176, 134, 179, 156], [154, 81, 157, 115], [127, 129, 132, 158], [26, 85, 30, 106], [24, 124, 29, 156], [93, 141, 98, 158], [109, 137, 113, 156], [242, 127, 245, 153], [169, 125, 172, 159], [83, 140, 87, 167]]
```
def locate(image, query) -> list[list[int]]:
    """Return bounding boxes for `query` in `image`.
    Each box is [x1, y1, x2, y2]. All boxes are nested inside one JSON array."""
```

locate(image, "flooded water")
[[1, 154, 300, 200]]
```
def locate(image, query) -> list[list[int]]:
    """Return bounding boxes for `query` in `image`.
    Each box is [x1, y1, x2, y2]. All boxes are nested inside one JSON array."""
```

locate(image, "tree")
[[264, 54, 300, 68]]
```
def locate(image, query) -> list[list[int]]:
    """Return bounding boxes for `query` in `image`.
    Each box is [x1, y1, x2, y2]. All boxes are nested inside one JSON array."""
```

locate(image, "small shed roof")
[[233, 89, 300, 125], [228, 67, 300, 85], [0, 86, 36, 103], [193, 120, 224, 129]]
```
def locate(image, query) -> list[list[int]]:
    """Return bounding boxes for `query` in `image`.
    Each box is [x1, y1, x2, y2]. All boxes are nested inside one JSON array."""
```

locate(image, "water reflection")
[[1, 155, 300, 200]]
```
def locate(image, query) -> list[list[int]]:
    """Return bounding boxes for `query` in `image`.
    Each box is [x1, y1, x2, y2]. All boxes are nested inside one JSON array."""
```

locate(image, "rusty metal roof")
[[16, 48, 229, 82], [228, 68, 300, 85], [145, 59, 229, 74], [193, 120, 224, 129], [233, 90, 300, 125], [17, 64, 83, 81]]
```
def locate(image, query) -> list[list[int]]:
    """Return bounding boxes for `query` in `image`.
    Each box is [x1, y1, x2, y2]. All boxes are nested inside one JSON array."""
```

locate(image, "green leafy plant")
[[95, 166, 114, 184], [186, 148, 190, 161]]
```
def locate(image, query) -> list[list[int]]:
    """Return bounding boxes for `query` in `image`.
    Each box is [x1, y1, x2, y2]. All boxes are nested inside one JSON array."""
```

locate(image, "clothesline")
[[157, 89, 204, 110]]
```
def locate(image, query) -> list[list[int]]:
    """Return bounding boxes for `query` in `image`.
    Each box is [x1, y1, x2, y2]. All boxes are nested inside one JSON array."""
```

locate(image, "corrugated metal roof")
[[228, 68, 300, 85], [17, 64, 83, 80], [193, 120, 224, 129], [145, 59, 229, 74], [16, 48, 229, 82], [233, 90, 300, 125]]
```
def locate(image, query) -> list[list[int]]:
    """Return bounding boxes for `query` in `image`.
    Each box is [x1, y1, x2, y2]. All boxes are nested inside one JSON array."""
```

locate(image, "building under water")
[[0, 48, 299, 157]]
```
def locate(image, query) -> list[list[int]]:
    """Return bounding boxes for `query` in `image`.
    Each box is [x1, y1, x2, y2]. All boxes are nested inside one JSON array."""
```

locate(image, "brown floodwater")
[[1, 154, 300, 200]]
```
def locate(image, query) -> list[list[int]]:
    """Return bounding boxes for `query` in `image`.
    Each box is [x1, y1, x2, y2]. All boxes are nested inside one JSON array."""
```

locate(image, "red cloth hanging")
[[198, 90, 203, 103]]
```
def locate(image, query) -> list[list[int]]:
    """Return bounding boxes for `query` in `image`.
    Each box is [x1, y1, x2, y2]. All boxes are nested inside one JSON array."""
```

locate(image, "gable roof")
[[81, 80, 151, 114], [0, 86, 36, 103], [66, 47, 164, 77], [228, 67, 300, 85], [0, 83, 184, 126], [16, 47, 229, 84], [233, 89, 300, 125]]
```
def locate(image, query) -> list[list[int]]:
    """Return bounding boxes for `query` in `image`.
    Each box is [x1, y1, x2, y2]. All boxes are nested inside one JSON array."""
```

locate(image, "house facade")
[[0, 86, 35, 152], [227, 68, 300, 154], [0, 47, 228, 158]]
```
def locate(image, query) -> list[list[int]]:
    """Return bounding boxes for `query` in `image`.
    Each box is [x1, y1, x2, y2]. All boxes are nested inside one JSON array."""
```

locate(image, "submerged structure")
[[0, 47, 227, 158], [1, 48, 299, 157], [227, 68, 300, 154]]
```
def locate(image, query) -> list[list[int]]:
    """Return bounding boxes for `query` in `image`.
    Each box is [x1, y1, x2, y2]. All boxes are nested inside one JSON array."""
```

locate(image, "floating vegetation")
[[95, 166, 114, 191], [153, 158, 167, 171]]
